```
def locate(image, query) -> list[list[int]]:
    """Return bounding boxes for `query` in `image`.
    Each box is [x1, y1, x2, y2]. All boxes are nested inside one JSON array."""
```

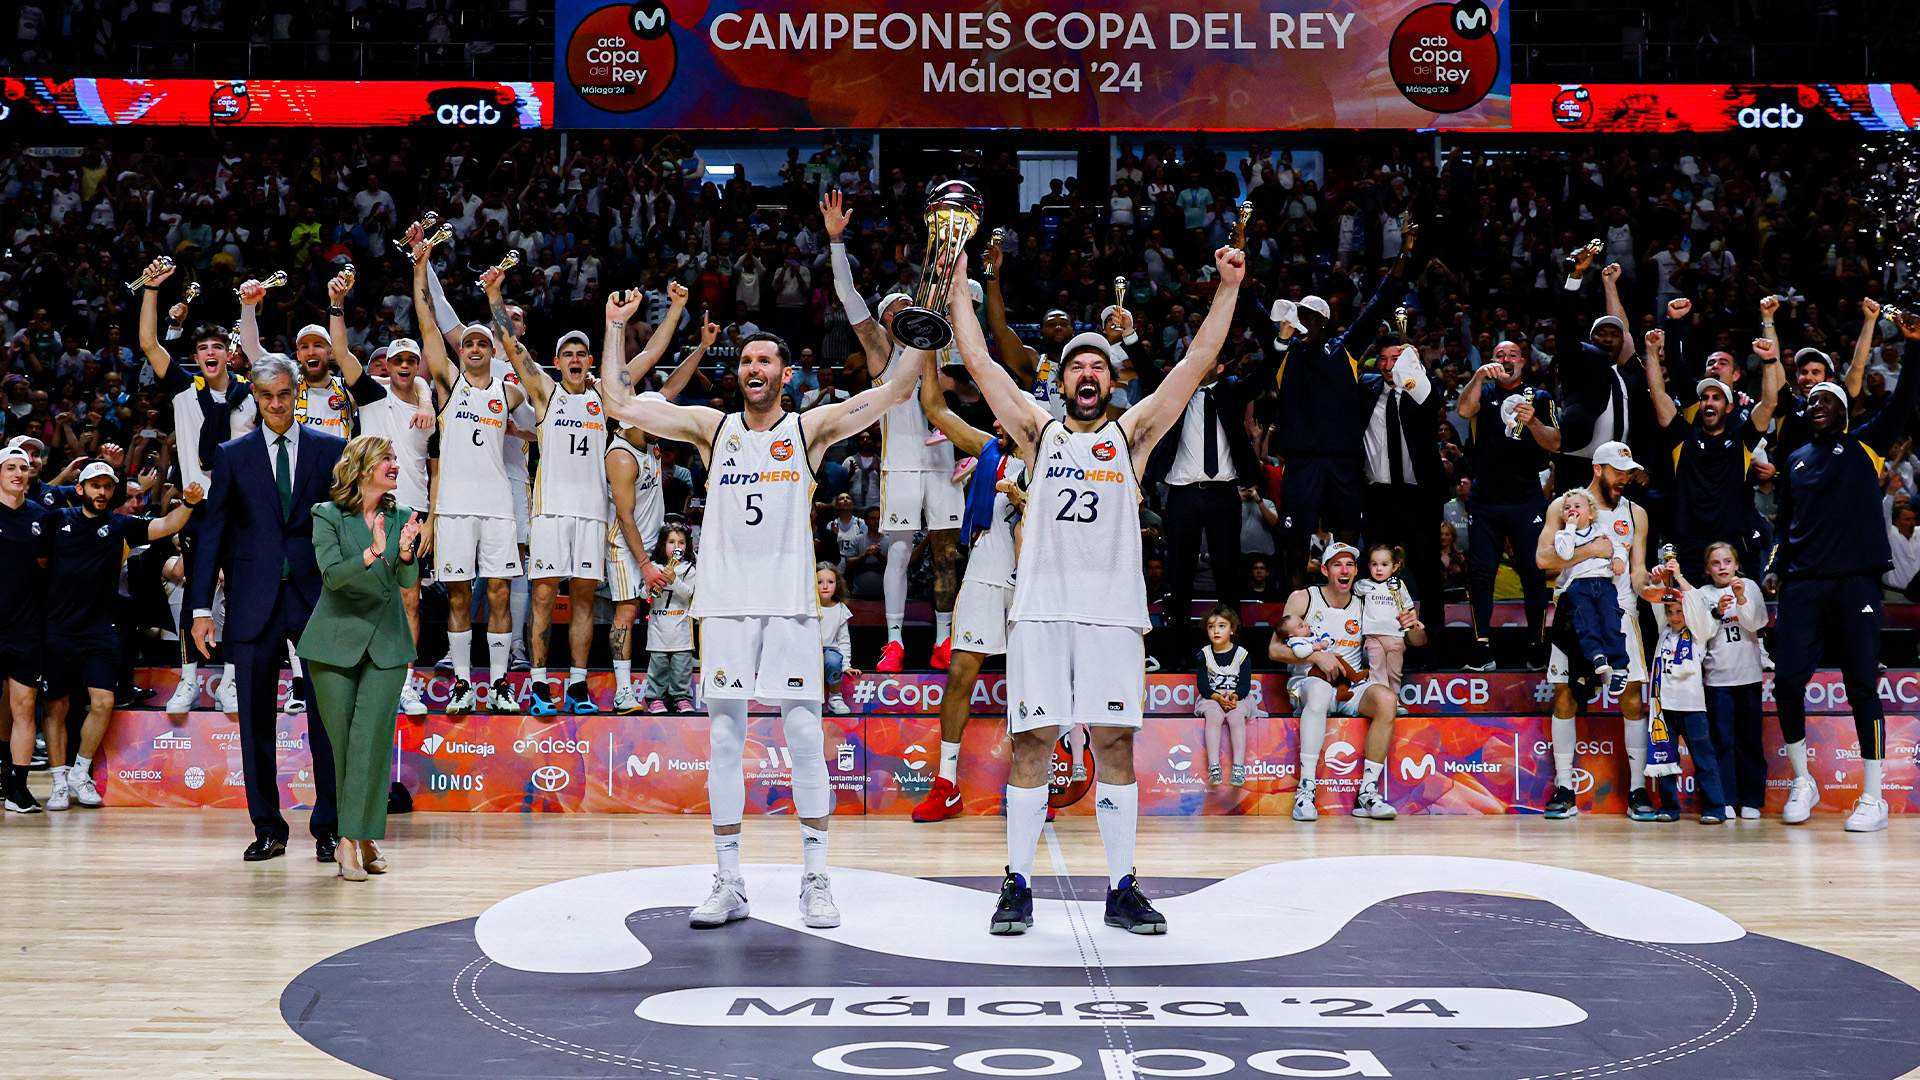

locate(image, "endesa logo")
[[423, 87, 516, 128], [1738, 103, 1805, 129]]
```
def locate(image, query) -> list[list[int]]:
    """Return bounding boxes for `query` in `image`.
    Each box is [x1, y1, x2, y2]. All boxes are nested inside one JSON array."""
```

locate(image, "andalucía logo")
[[567, 1, 678, 113], [284, 858, 1920, 1078]]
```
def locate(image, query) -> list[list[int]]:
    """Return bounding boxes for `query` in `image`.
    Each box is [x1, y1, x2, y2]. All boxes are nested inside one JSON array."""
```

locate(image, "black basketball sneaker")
[[1104, 873, 1167, 935], [989, 868, 1034, 935]]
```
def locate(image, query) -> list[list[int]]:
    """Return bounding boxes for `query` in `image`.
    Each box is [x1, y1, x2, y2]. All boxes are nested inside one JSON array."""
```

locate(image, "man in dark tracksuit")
[[1769, 320, 1920, 834], [1269, 224, 1419, 589]]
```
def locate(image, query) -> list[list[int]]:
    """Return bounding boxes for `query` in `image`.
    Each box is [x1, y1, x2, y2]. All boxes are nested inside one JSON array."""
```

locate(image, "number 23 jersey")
[[1009, 419, 1146, 630], [691, 410, 815, 619]]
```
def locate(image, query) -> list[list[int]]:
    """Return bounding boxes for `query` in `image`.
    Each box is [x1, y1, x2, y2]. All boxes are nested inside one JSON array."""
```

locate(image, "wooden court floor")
[[3, 799, 1917, 1079]]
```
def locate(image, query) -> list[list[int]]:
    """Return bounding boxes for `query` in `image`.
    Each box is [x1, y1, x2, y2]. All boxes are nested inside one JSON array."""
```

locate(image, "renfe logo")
[[1738, 104, 1804, 129]]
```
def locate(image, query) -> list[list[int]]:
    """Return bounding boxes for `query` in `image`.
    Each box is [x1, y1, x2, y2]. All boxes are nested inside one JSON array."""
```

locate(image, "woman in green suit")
[[299, 435, 423, 882]]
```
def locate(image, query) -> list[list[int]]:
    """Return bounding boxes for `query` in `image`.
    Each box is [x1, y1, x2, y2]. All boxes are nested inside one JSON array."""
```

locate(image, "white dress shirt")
[[1363, 356, 1431, 486], [1166, 385, 1235, 486]]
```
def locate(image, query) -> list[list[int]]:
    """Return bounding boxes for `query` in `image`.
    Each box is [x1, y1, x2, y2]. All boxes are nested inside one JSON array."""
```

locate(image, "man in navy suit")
[[189, 353, 347, 862]]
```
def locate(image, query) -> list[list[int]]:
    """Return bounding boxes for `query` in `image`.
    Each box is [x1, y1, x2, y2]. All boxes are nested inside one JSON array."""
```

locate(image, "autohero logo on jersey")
[[286, 860, 1920, 1080]]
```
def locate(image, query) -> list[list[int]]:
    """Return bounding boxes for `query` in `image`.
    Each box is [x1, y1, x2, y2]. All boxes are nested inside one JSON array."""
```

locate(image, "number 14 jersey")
[[534, 386, 608, 521], [692, 410, 816, 619], [1010, 419, 1146, 630]]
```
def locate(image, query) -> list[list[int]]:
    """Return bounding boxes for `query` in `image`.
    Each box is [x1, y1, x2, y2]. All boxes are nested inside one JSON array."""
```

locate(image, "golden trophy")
[[476, 249, 521, 288], [237, 270, 288, 299], [126, 256, 173, 292], [891, 180, 984, 351], [1113, 276, 1128, 312], [182, 282, 201, 304], [1232, 201, 1253, 250], [420, 221, 455, 250]]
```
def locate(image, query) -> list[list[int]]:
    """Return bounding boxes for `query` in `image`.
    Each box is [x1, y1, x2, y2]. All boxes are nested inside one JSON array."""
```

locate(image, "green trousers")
[[308, 659, 408, 841]]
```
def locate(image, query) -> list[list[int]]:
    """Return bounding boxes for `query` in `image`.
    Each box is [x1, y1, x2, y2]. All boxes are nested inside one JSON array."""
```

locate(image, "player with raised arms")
[[950, 243, 1244, 935], [598, 287, 926, 930]]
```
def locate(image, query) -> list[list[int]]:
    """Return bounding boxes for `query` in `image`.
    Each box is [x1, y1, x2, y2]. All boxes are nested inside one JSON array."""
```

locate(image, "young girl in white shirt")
[[643, 525, 696, 714], [1697, 542, 1769, 820], [816, 563, 860, 715], [1355, 544, 1423, 696], [1645, 557, 1729, 825]]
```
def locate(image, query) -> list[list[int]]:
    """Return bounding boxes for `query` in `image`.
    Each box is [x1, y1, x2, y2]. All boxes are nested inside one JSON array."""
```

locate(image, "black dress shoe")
[[243, 837, 287, 862], [315, 835, 339, 863]]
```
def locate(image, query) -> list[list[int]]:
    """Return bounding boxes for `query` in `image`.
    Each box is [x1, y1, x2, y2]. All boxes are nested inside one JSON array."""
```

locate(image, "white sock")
[[530, 666, 548, 684], [614, 658, 633, 689], [1298, 713, 1326, 782], [886, 619, 904, 646], [1626, 717, 1649, 791], [568, 666, 587, 686], [1362, 759, 1384, 790], [180, 662, 198, 686], [1865, 759, 1884, 801], [1551, 714, 1577, 789], [509, 577, 529, 649], [1094, 782, 1138, 887], [449, 629, 474, 682], [222, 661, 236, 687], [487, 632, 512, 681], [73, 755, 92, 778], [1004, 783, 1049, 881], [939, 740, 962, 783], [934, 610, 952, 642], [1785, 739, 1811, 780], [800, 823, 830, 874], [714, 833, 741, 876]]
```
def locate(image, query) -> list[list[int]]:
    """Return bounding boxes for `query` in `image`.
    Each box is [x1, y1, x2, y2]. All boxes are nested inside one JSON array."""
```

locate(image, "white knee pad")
[[781, 701, 832, 819], [707, 699, 749, 827]]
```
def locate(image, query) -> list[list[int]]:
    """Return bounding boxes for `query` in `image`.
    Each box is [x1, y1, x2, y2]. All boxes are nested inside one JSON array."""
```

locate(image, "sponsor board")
[[0, 78, 550, 128]]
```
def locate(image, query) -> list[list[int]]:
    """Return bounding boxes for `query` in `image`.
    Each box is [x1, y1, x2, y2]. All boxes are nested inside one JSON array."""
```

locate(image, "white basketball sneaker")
[[1353, 784, 1398, 820], [164, 678, 198, 714], [398, 679, 428, 717], [45, 775, 72, 812], [689, 872, 750, 929], [1292, 781, 1319, 822], [612, 685, 644, 715], [1782, 776, 1819, 825], [216, 678, 239, 714], [800, 872, 841, 929], [68, 769, 103, 808], [1845, 796, 1889, 833]]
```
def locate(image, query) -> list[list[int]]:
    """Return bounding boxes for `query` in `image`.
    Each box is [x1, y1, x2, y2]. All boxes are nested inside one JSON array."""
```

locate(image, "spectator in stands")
[[1455, 342, 1558, 670]]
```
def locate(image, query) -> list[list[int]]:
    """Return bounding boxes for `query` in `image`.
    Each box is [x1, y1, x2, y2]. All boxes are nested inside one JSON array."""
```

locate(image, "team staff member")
[[1767, 311, 1920, 834], [297, 436, 423, 882], [1766, 296, 1874, 459], [1456, 341, 1560, 671], [1553, 252, 1645, 493], [43, 462, 201, 811], [0, 448, 46, 812]]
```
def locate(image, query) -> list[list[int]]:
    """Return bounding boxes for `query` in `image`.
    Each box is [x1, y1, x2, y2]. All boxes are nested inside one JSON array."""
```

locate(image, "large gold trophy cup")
[[890, 180, 984, 352]]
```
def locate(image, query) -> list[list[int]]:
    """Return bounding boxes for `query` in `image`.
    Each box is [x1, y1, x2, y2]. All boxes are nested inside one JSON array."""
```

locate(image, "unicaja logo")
[[422, 734, 497, 757]]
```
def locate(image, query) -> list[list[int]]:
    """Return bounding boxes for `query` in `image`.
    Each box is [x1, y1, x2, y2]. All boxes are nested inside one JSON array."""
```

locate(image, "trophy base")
[[890, 307, 954, 352]]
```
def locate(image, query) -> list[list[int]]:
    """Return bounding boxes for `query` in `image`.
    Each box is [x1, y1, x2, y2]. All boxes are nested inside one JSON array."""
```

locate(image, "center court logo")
[[567, 1, 679, 113]]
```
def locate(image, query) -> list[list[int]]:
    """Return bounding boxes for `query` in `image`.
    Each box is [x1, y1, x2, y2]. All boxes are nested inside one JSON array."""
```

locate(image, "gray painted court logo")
[[284, 857, 1920, 1078]]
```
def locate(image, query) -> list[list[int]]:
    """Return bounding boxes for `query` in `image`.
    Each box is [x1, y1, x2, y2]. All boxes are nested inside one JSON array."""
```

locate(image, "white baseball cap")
[[877, 293, 913, 320], [1592, 440, 1642, 472], [1589, 315, 1627, 336], [459, 324, 498, 350], [553, 330, 592, 355], [387, 337, 421, 358], [0, 448, 29, 467], [1321, 542, 1360, 568], [7, 434, 44, 453], [1060, 331, 1115, 369], [77, 461, 117, 484], [1808, 381, 1849, 409], [295, 323, 330, 344], [1298, 295, 1331, 321], [1695, 378, 1735, 402]]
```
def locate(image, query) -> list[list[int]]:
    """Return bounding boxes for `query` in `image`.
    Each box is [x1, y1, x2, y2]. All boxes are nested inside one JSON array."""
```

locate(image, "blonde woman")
[[297, 435, 422, 882]]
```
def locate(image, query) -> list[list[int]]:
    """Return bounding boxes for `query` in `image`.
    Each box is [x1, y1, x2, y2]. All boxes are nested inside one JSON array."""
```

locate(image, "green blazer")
[[296, 501, 421, 670]]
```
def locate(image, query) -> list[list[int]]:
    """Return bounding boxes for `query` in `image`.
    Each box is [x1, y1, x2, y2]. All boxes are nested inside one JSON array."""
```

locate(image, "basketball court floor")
[[7, 808, 1920, 1079]]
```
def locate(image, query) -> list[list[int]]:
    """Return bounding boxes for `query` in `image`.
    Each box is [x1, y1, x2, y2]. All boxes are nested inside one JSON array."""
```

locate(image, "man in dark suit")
[[1553, 250, 1650, 494], [1139, 290, 1288, 663], [189, 353, 347, 863], [1359, 341, 1446, 641]]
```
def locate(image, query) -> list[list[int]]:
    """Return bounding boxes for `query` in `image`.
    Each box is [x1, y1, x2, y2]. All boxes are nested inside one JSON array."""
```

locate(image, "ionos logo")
[[567, 1, 678, 113], [1739, 104, 1805, 129]]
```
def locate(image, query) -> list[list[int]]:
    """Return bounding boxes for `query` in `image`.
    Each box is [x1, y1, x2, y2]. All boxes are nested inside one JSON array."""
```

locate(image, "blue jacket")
[[186, 424, 346, 643], [1769, 369, 1920, 581]]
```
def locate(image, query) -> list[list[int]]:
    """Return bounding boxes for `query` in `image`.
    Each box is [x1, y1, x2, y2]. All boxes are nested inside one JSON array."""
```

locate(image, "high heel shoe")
[[336, 842, 368, 882], [361, 840, 388, 875]]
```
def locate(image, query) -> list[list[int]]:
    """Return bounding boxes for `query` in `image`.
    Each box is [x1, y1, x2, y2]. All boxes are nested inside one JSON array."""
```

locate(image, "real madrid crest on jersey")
[[726, 432, 742, 454]]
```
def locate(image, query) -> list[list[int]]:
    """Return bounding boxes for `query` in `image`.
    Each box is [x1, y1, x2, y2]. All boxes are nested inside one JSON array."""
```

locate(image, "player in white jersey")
[[605, 295, 715, 714], [911, 350, 1026, 822], [1533, 440, 1658, 821], [326, 269, 437, 716], [951, 244, 1244, 936], [136, 258, 254, 718], [240, 292, 354, 438], [822, 191, 963, 672], [412, 236, 527, 716], [1273, 542, 1404, 823], [600, 288, 925, 932]]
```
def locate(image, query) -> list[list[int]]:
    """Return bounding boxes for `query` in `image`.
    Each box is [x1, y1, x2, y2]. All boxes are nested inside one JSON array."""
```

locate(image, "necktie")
[[1386, 390, 1405, 486], [1201, 386, 1219, 479], [275, 434, 293, 520], [1609, 369, 1627, 443]]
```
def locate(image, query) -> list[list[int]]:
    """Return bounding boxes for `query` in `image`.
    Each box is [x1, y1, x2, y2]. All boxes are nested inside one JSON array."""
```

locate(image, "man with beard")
[[1643, 326, 1785, 580], [1767, 311, 1920, 833], [44, 462, 201, 811], [952, 244, 1243, 936], [1269, 224, 1421, 590], [822, 190, 962, 672], [1272, 542, 1412, 822], [0, 448, 47, 812], [909, 352, 1025, 822], [413, 236, 528, 716], [1456, 340, 1560, 671], [137, 258, 255, 719], [242, 285, 355, 439], [326, 269, 436, 715], [1532, 442, 1656, 821], [1767, 296, 1876, 459], [1552, 251, 1648, 494], [599, 288, 925, 931]]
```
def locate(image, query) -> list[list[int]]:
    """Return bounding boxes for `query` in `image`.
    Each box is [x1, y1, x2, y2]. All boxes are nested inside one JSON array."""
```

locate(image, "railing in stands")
[[121, 40, 554, 81]]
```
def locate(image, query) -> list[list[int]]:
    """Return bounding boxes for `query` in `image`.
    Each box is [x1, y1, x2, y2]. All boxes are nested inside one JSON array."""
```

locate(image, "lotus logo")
[[628, 752, 660, 777], [903, 744, 929, 770], [1168, 744, 1193, 771], [1400, 754, 1437, 782], [1323, 740, 1358, 775], [532, 765, 572, 793], [1570, 768, 1596, 796]]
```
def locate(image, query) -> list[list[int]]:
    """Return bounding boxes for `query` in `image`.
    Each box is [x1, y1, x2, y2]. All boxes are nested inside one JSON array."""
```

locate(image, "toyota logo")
[[532, 766, 572, 793], [1570, 768, 1596, 796]]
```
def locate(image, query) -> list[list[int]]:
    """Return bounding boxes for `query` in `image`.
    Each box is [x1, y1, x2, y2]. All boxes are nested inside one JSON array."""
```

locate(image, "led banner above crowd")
[[0, 78, 553, 128], [554, 0, 1512, 130], [1491, 82, 1920, 133]]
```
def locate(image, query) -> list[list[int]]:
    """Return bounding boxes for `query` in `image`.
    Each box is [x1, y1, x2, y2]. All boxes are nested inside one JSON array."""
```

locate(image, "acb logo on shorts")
[[770, 439, 794, 462], [1091, 440, 1116, 462]]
